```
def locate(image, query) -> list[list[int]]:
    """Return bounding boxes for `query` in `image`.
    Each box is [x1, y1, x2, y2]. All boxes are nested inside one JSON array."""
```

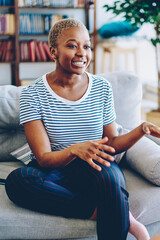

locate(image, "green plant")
[[104, 0, 160, 110]]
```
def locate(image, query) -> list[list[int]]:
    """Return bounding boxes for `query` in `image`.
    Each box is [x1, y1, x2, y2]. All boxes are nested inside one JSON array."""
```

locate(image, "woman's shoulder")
[[21, 75, 45, 95]]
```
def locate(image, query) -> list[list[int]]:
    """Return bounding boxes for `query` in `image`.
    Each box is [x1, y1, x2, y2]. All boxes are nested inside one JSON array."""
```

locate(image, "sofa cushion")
[[125, 136, 160, 186], [99, 71, 142, 129], [0, 183, 96, 239], [0, 85, 27, 161], [0, 161, 24, 179]]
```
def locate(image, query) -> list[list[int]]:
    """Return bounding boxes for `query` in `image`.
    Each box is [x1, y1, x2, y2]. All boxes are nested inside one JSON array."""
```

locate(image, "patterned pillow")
[[10, 143, 31, 165], [115, 123, 129, 164]]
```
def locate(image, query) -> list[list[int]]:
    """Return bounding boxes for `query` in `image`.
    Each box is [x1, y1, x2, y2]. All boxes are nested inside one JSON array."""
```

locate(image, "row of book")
[[0, 40, 53, 63], [0, 0, 13, 5], [19, 14, 69, 34], [18, 0, 84, 7], [20, 40, 53, 62], [0, 40, 14, 62], [0, 14, 15, 34]]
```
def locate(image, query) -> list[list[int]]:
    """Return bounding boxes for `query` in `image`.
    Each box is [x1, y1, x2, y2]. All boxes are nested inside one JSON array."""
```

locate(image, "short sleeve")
[[19, 87, 41, 124], [103, 82, 116, 126]]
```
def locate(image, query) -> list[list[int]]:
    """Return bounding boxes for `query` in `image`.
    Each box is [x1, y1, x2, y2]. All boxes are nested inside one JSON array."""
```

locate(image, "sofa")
[[0, 71, 160, 240]]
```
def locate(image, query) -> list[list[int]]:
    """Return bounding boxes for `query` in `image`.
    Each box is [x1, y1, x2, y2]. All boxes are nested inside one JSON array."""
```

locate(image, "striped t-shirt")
[[20, 72, 116, 160]]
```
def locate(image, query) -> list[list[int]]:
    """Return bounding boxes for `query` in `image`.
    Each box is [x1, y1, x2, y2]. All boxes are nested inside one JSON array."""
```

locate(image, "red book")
[[5, 40, 14, 62], [0, 41, 4, 61], [35, 41, 42, 62], [1, 41, 7, 62], [23, 41, 30, 62], [43, 42, 53, 61], [20, 42, 24, 62], [29, 40, 36, 62], [38, 41, 47, 62]]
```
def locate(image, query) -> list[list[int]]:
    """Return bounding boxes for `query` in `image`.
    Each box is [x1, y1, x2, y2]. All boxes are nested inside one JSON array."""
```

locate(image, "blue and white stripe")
[[20, 72, 116, 157]]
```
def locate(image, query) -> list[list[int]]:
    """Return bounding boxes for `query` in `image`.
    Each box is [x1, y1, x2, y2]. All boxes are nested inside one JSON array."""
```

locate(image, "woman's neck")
[[46, 71, 89, 101], [47, 70, 86, 88]]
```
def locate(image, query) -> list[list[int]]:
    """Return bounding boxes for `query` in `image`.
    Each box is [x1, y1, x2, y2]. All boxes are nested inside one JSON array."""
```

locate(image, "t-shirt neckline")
[[43, 72, 92, 105]]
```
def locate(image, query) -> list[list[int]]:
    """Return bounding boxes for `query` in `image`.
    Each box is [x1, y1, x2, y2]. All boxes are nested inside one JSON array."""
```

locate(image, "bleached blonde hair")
[[48, 18, 88, 49]]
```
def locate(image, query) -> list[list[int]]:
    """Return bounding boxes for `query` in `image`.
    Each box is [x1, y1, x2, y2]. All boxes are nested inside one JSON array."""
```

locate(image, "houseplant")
[[103, 0, 160, 118]]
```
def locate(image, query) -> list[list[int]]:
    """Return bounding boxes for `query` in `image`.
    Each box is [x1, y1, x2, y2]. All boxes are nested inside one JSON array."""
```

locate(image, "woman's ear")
[[50, 47, 57, 60]]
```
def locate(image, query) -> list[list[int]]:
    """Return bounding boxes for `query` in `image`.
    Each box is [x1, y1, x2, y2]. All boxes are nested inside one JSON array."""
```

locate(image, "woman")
[[5, 18, 160, 240]]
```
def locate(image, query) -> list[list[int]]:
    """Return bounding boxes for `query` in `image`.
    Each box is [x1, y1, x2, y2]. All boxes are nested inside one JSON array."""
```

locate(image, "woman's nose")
[[76, 47, 86, 56]]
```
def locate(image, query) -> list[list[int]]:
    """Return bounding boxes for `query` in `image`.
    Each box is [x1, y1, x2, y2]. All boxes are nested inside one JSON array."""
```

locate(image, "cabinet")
[[0, 0, 97, 86]]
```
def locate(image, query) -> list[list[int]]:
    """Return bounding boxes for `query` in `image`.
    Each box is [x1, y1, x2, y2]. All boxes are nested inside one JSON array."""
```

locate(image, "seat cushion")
[[0, 186, 96, 239], [123, 167, 160, 225]]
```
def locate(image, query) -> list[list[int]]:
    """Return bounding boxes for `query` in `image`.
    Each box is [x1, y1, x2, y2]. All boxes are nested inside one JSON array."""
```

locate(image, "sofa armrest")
[[146, 135, 160, 146], [125, 136, 160, 186]]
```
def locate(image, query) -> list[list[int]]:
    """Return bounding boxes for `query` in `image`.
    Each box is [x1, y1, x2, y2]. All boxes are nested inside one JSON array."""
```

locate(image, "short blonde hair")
[[48, 18, 88, 48]]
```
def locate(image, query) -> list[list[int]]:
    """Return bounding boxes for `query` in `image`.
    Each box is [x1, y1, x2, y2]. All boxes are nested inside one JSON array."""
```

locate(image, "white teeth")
[[73, 61, 85, 65]]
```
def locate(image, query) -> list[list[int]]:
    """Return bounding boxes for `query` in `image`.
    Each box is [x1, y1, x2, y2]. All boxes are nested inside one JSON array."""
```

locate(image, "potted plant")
[[104, 0, 160, 121]]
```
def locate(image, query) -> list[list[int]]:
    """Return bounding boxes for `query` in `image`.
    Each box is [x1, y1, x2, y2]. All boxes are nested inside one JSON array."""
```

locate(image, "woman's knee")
[[5, 167, 43, 203], [99, 162, 128, 201]]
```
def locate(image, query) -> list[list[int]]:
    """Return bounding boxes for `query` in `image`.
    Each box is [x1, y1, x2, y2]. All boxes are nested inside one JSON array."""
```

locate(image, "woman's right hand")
[[71, 137, 115, 171]]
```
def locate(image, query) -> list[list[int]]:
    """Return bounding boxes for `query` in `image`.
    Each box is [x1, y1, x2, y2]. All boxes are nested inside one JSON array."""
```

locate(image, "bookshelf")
[[0, 0, 97, 86]]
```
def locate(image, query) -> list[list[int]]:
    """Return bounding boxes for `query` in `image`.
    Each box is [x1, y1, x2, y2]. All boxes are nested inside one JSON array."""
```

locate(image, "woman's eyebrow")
[[66, 39, 91, 43]]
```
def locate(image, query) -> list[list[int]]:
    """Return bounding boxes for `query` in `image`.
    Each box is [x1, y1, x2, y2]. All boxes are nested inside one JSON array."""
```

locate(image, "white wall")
[[96, 0, 158, 87]]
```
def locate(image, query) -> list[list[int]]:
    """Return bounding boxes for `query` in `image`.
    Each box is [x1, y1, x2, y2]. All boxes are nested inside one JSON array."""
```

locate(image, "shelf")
[[0, 6, 14, 8], [20, 61, 53, 63], [19, 34, 48, 37], [18, 7, 84, 9], [0, 61, 15, 64], [0, 34, 15, 37], [0, 0, 97, 85]]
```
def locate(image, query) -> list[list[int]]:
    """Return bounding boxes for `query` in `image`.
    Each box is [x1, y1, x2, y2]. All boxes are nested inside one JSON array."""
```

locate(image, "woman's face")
[[52, 27, 92, 75]]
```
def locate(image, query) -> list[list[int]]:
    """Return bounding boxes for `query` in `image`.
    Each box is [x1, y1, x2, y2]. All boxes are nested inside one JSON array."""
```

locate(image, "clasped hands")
[[71, 136, 115, 171]]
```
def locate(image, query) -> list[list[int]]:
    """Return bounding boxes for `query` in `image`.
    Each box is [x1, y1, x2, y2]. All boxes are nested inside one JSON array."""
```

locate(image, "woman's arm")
[[24, 120, 115, 171], [103, 121, 160, 154]]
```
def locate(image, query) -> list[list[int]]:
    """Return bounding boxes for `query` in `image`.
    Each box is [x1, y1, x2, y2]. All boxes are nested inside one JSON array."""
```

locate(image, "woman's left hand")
[[142, 122, 160, 138]]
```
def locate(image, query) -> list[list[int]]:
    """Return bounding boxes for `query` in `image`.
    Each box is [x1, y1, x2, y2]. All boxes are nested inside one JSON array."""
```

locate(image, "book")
[[0, 41, 4, 60], [1, 41, 7, 61], [29, 40, 36, 62], [35, 40, 42, 62], [43, 42, 53, 61], [38, 41, 47, 61], [9, 14, 15, 34], [20, 41, 24, 62], [5, 40, 14, 62]]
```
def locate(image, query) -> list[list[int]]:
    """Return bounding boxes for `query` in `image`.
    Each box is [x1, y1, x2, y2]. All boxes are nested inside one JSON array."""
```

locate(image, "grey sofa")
[[0, 71, 160, 240]]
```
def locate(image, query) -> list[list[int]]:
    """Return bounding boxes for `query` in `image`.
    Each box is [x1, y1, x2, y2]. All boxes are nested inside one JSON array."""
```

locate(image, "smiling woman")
[[5, 18, 160, 240]]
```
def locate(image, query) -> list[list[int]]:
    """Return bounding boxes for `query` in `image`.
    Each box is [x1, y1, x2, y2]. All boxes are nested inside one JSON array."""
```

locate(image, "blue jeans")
[[5, 158, 130, 240]]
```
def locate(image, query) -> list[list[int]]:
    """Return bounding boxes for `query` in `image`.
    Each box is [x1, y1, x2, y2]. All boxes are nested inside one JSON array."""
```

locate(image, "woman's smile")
[[71, 59, 87, 68]]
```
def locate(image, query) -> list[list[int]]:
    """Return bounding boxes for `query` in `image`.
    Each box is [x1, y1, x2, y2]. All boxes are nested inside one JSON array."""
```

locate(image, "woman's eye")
[[84, 45, 91, 49], [67, 45, 77, 49]]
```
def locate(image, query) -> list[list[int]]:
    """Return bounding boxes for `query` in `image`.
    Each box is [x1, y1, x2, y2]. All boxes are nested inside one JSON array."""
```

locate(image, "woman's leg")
[[5, 164, 95, 219], [73, 159, 130, 240], [129, 212, 150, 240], [5, 159, 130, 240]]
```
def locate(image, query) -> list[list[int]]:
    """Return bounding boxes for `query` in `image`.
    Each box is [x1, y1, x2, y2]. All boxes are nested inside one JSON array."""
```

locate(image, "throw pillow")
[[125, 136, 160, 186], [10, 143, 31, 165], [98, 21, 139, 39], [115, 123, 129, 164]]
